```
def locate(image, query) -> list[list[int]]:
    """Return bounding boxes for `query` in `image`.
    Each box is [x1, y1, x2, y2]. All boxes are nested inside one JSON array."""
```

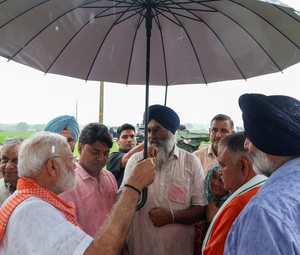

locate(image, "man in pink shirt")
[[60, 123, 118, 238]]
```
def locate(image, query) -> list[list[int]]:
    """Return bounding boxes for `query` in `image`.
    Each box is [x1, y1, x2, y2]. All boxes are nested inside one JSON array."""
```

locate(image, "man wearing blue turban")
[[120, 104, 208, 255], [224, 94, 300, 255], [44, 115, 79, 152]]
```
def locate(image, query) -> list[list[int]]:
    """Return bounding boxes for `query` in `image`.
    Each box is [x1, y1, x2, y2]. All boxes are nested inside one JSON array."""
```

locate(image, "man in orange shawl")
[[202, 132, 267, 255], [0, 132, 156, 255]]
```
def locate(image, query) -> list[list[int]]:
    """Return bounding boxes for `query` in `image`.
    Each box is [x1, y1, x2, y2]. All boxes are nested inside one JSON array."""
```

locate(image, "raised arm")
[[84, 158, 156, 255]]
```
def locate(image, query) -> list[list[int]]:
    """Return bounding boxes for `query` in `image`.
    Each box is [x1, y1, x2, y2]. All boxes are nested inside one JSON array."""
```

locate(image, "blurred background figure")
[[44, 115, 79, 152], [107, 123, 144, 187], [193, 114, 235, 177], [0, 137, 25, 206], [0, 143, 3, 178], [194, 164, 231, 255]]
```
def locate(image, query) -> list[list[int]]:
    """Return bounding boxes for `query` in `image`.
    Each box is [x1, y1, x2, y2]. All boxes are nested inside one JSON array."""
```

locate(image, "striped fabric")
[[0, 177, 82, 241]]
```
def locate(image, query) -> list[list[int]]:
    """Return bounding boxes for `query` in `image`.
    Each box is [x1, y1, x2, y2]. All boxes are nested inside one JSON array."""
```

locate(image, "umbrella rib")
[[85, 1, 139, 81], [165, 1, 246, 80], [153, 0, 221, 6], [125, 13, 145, 85], [230, 0, 300, 50], [273, 5, 300, 23], [155, 6, 205, 22], [7, 0, 103, 62], [198, 0, 283, 72], [44, 0, 131, 75], [150, 8, 182, 27], [0, 0, 50, 29], [156, 1, 207, 84], [153, 9, 169, 86], [114, 9, 144, 24]]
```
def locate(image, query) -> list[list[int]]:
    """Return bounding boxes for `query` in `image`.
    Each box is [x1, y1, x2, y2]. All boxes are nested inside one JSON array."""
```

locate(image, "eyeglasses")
[[66, 138, 75, 144], [148, 127, 166, 135], [52, 155, 77, 164]]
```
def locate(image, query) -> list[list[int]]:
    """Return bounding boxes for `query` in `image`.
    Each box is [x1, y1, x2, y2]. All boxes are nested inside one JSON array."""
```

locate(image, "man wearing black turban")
[[224, 94, 300, 255], [120, 105, 208, 255]]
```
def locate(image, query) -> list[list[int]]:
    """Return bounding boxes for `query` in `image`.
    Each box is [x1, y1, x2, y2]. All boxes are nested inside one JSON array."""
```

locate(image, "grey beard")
[[51, 161, 76, 195], [248, 150, 278, 177], [150, 132, 176, 170]]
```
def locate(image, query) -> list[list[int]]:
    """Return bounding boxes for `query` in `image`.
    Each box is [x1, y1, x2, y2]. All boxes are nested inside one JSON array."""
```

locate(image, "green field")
[[0, 132, 120, 158], [0, 132, 209, 156], [0, 132, 35, 143]]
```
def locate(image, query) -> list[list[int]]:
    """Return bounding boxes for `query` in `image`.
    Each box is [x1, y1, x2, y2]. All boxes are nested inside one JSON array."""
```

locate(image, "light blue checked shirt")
[[224, 157, 300, 255]]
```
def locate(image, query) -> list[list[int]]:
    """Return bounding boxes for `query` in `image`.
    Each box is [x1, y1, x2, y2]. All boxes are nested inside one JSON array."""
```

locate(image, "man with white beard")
[[121, 104, 208, 255], [0, 132, 156, 254], [224, 94, 300, 255]]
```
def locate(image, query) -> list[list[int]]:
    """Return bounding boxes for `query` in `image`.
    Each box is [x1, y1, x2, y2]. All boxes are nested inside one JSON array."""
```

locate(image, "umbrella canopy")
[[1, 0, 300, 86], [1, 0, 300, 210]]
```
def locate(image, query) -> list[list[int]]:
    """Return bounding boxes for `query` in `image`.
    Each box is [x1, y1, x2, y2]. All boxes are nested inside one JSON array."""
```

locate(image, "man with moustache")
[[121, 104, 208, 255], [202, 132, 267, 255], [107, 123, 144, 187], [0, 132, 156, 254], [224, 94, 300, 254], [60, 123, 118, 238], [0, 138, 25, 206], [193, 114, 235, 176]]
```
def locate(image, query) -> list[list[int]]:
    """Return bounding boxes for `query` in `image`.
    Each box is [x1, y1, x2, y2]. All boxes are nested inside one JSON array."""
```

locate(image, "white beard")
[[51, 162, 76, 195], [150, 132, 175, 170], [249, 149, 280, 177]]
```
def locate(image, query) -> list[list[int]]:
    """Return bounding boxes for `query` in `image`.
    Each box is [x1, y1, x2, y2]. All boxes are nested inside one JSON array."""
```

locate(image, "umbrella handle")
[[136, 187, 148, 211]]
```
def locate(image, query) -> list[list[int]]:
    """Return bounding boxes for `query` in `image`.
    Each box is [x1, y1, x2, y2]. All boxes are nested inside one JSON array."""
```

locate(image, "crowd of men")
[[0, 93, 299, 254]]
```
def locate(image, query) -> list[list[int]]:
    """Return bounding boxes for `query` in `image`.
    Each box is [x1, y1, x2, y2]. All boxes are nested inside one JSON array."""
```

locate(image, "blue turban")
[[239, 93, 300, 156], [44, 115, 80, 143], [146, 105, 180, 134]]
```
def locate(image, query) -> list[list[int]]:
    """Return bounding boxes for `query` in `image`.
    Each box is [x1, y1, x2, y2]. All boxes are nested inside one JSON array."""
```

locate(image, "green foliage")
[[16, 122, 28, 132]]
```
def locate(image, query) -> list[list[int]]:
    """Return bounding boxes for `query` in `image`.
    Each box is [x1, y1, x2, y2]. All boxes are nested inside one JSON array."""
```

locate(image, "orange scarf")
[[0, 177, 82, 241]]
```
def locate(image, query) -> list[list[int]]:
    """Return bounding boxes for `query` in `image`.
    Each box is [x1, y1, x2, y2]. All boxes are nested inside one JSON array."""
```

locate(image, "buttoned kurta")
[[121, 146, 208, 255]]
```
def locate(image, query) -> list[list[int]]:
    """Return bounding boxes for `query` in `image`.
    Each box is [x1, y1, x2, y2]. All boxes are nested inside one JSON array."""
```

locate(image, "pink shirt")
[[60, 162, 118, 238]]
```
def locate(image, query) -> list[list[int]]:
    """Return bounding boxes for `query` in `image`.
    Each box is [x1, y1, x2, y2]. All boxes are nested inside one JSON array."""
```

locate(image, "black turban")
[[146, 105, 180, 134], [239, 93, 300, 156]]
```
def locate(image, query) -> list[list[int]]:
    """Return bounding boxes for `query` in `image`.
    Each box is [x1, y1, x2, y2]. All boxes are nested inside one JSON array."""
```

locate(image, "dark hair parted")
[[117, 123, 135, 139], [210, 114, 234, 131], [79, 123, 113, 148]]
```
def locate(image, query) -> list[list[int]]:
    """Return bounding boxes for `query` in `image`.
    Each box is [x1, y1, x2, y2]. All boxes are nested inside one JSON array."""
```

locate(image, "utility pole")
[[99, 81, 104, 124], [76, 100, 78, 122]]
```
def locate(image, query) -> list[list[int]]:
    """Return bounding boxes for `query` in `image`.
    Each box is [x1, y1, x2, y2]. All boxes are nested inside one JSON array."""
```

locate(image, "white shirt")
[[121, 146, 208, 255], [0, 197, 93, 255]]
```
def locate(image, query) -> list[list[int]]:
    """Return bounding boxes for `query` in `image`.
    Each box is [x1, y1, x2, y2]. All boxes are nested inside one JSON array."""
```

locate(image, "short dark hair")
[[79, 123, 113, 148], [219, 132, 247, 163], [117, 123, 135, 139], [178, 125, 186, 131], [210, 114, 234, 131]]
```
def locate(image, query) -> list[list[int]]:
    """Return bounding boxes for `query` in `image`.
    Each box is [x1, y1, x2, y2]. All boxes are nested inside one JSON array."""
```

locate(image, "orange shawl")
[[0, 177, 82, 241]]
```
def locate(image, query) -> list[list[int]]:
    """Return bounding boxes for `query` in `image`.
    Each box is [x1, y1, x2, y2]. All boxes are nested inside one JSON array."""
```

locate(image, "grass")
[[1, 132, 209, 154], [0, 132, 120, 158], [0, 132, 34, 143]]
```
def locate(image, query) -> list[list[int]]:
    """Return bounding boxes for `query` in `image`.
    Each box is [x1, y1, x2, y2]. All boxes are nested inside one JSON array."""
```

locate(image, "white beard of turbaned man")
[[149, 131, 176, 170]]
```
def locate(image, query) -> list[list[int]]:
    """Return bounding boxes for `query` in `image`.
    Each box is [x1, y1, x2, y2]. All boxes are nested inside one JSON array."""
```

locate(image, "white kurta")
[[121, 146, 208, 255], [0, 196, 93, 255]]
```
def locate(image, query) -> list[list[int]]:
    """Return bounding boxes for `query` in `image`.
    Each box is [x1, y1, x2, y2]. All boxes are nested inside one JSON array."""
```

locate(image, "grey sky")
[[1, 0, 299, 128]]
